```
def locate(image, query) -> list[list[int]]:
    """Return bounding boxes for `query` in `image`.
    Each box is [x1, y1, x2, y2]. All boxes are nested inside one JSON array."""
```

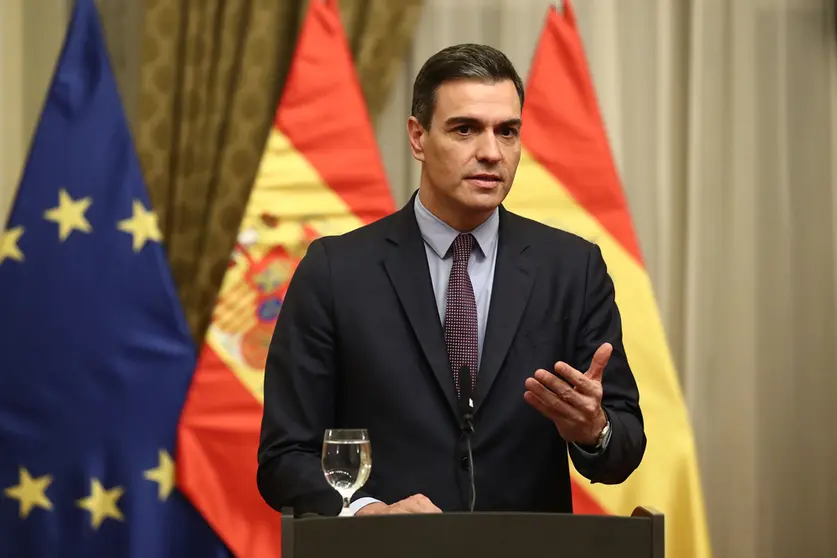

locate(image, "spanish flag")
[[505, 3, 712, 557], [175, 0, 395, 555]]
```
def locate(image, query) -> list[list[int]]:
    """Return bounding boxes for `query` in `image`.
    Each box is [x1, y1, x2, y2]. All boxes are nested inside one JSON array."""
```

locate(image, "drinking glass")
[[321, 428, 371, 516]]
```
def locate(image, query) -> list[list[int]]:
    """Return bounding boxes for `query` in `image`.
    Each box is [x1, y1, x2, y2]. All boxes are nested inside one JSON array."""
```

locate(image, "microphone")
[[457, 365, 474, 432], [457, 365, 476, 512]]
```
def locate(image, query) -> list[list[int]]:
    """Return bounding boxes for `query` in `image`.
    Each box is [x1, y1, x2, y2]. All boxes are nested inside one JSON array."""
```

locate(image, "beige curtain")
[[0, 0, 70, 228], [0, 0, 25, 228], [132, 0, 423, 343], [134, 0, 303, 343], [376, 1, 837, 557]]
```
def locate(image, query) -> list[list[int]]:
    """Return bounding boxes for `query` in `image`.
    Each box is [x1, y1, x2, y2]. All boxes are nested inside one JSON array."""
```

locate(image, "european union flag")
[[0, 1, 232, 556]]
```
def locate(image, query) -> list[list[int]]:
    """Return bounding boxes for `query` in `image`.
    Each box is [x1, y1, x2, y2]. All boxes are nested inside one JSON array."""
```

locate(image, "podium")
[[280, 506, 664, 558]]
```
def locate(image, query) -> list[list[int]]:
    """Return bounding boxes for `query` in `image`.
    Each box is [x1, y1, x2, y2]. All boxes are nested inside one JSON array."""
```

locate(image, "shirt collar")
[[413, 191, 499, 259]]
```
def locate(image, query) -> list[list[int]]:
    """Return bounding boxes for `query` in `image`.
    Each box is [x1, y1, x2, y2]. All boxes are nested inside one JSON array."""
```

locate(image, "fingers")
[[586, 343, 612, 382], [357, 494, 442, 516], [552, 361, 589, 391], [354, 502, 389, 516], [392, 494, 441, 514], [525, 362, 604, 430], [528, 371, 582, 407], [552, 342, 612, 390], [523, 387, 582, 423], [406, 494, 441, 513]]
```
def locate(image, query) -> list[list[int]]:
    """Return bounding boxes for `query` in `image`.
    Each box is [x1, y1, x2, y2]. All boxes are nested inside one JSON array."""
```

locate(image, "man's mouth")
[[465, 173, 502, 187]]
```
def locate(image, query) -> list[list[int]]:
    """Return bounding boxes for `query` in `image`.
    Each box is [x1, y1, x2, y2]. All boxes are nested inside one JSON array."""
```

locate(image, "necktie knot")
[[451, 233, 475, 263]]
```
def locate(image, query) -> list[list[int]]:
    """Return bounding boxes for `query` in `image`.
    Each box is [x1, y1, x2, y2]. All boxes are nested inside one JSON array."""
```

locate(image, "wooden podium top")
[[280, 506, 664, 558]]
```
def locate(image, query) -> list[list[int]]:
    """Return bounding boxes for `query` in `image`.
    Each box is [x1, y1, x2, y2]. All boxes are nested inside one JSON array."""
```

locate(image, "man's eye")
[[456, 125, 471, 134], [500, 127, 519, 137]]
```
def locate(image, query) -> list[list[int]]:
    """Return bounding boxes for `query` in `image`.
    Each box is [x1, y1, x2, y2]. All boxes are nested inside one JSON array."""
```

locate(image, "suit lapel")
[[383, 200, 458, 419], [475, 208, 535, 414]]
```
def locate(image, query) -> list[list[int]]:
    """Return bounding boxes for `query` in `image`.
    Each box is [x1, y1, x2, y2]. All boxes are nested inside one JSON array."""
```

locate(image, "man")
[[257, 43, 645, 516]]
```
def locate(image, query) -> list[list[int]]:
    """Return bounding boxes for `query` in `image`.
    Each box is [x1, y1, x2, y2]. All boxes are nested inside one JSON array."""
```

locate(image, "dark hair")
[[411, 43, 525, 129]]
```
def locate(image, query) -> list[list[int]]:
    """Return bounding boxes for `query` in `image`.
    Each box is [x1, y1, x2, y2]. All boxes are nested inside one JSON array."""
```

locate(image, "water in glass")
[[322, 429, 371, 516]]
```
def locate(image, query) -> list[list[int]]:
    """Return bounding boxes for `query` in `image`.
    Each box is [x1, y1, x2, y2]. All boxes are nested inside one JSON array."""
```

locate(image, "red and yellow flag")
[[506, 3, 711, 557], [175, 0, 395, 555]]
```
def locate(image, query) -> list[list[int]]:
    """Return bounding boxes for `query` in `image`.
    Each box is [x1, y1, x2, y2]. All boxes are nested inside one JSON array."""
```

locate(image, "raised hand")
[[523, 343, 611, 446]]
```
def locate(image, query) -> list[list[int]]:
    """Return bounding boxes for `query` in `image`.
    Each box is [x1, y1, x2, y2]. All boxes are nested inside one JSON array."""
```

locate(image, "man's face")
[[408, 79, 522, 224]]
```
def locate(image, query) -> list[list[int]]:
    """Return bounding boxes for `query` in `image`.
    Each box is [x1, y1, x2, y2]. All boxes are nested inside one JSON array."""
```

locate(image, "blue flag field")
[[0, 0, 230, 555]]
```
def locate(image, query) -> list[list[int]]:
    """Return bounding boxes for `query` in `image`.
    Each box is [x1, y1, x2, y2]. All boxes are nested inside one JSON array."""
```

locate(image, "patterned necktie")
[[444, 233, 478, 399]]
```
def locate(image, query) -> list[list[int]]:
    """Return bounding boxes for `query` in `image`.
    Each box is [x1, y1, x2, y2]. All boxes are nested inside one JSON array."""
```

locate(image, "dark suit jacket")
[[257, 197, 646, 516]]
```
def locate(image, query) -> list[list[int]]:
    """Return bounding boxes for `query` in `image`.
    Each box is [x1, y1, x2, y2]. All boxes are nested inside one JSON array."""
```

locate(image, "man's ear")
[[407, 116, 427, 162]]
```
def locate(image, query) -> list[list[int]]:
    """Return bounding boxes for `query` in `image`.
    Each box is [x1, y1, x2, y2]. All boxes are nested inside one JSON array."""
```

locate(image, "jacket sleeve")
[[256, 238, 374, 515], [567, 243, 647, 484]]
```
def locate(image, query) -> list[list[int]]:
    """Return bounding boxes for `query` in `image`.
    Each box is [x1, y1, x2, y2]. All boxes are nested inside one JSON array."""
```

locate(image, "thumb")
[[586, 342, 612, 382]]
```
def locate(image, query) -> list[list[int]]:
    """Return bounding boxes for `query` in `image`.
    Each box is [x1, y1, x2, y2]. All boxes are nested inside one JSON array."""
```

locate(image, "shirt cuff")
[[347, 497, 382, 516], [572, 410, 612, 456]]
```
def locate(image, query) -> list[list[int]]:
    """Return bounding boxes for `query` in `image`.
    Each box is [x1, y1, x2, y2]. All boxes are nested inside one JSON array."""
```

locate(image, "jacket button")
[[460, 456, 469, 471]]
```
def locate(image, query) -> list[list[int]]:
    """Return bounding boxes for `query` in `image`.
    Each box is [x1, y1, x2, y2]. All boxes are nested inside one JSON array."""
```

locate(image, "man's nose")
[[475, 133, 502, 164]]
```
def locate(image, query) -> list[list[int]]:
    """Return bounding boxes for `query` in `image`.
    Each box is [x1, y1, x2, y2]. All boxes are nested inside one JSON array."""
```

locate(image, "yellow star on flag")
[[3, 467, 53, 519], [117, 199, 162, 252], [76, 478, 124, 529], [143, 449, 175, 500], [43, 189, 92, 241], [0, 226, 24, 265]]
